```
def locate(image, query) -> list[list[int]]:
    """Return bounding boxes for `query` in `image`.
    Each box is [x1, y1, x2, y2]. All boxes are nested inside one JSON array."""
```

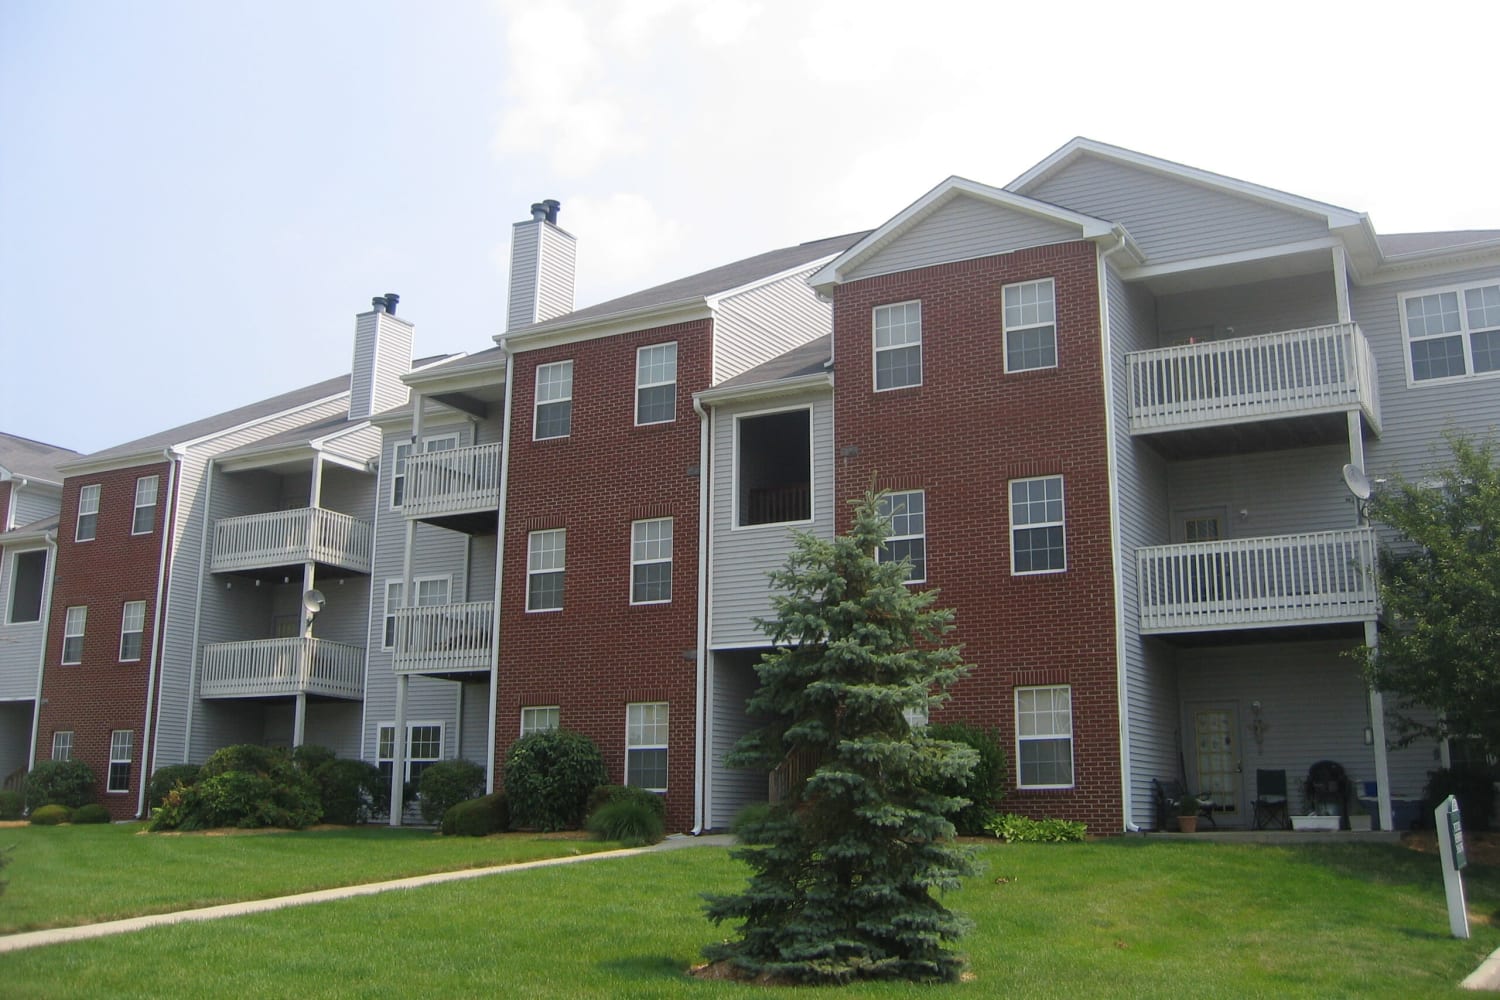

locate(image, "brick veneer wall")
[[35, 461, 170, 819], [498, 320, 710, 832], [830, 241, 1124, 832], [0, 481, 12, 529]]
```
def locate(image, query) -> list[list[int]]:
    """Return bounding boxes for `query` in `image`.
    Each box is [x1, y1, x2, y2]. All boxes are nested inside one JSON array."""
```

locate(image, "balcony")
[[200, 637, 364, 699], [1137, 528, 1378, 634], [211, 507, 373, 575], [403, 443, 501, 533], [1126, 324, 1380, 454], [391, 601, 495, 676]]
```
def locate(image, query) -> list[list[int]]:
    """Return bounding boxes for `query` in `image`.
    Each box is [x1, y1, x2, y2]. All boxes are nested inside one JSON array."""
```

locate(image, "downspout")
[[181, 455, 219, 765], [691, 395, 711, 835], [486, 347, 515, 795], [26, 529, 58, 773], [137, 447, 181, 818]]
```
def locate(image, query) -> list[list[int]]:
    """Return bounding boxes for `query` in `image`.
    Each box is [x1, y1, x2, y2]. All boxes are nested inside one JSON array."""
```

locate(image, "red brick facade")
[[497, 320, 711, 832], [830, 241, 1124, 831], [35, 460, 170, 819]]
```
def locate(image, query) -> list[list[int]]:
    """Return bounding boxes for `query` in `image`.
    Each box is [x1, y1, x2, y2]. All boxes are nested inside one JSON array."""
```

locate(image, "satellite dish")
[[302, 589, 326, 615], [1341, 464, 1373, 500]]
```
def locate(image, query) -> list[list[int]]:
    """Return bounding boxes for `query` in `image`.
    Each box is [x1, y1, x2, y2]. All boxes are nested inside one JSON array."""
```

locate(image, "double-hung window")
[[377, 722, 444, 785], [876, 490, 926, 583], [1402, 281, 1500, 382], [132, 476, 159, 534], [534, 361, 574, 439], [520, 706, 560, 736], [8, 549, 46, 623], [391, 434, 459, 508], [873, 301, 922, 390], [108, 730, 134, 793], [1003, 278, 1057, 372], [1010, 476, 1065, 574], [1016, 685, 1073, 788], [630, 518, 672, 604], [119, 601, 146, 661], [626, 702, 668, 791], [76, 484, 100, 542], [51, 731, 73, 761], [383, 576, 450, 650], [635, 343, 677, 424], [62, 606, 87, 664], [527, 529, 566, 611]]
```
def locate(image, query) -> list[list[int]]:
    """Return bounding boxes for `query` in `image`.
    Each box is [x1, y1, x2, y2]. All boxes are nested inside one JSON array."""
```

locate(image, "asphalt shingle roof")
[[0, 432, 82, 484]]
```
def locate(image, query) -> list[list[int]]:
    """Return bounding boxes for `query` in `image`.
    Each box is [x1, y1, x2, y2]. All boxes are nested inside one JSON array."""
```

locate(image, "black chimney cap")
[[542, 199, 560, 225], [372, 296, 387, 313], [383, 293, 399, 315], [531, 202, 548, 222]]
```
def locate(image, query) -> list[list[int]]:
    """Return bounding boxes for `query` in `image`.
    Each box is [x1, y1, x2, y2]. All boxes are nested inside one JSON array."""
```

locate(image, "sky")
[[2, 0, 1497, 455]]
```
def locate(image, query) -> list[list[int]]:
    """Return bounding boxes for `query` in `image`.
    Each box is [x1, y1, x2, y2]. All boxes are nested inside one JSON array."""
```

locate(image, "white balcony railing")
[[391, 601, 495, 674], [1137, 528, 1378, 633], [211, 507, 373, 574], [403, 443, 502, 520], [1127, 323, 1380, 435], [200, 637, 364, 699]]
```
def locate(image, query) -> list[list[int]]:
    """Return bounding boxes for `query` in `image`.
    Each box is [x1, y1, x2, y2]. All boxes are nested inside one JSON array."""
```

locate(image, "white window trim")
[[119, 600, 146, 662], [1015, 685, 1074, 790], [625, 702, 669, 792], [131, 475, 159, 535], [526, 528, 566, 612], [61, 605, 87, 664], [1398, 279, 1500, 387], [107, 729, 134, 793], [731, 404, 816, 531], [533, 360, 574, 441], [1009, 475, 1067, 576], [6, 547, 47, 625], [634, 342, 678, 426], [382, 575, 452, 650], [872, 300, 923, 392], [390, 433, 461, 510], [520, 706, 560, 737], [76, 484, 100, 542], [51, 730, 73, 761], [1002, 277, 1058, 374], [877, 490, 927, 584], [629, 517, 673, 605], [376, 720, 446, 783]]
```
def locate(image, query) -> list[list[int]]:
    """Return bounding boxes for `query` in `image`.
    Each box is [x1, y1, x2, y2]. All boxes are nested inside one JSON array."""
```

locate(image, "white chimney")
[[507, 199, 576, 331], [349, 293, 414, 421]]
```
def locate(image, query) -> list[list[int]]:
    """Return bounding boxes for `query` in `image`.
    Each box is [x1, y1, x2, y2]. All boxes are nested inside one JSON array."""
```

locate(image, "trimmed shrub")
[[312, 758, 388, 825], [505, 730, 607, 832], [291, 744, 337, 773], [148, 744, 321, 831], [71, 803, 111, 824], [586, 784, 667, 825], [985, 813, 1087, 843], [24, 759, 95, 811], [0, 789, 22, 820], [30, 804, 71, 826], [418, 760, 486, 824], [926, 722, 1008, 835], [586, 797, 664, 846], [1424, 767, 1498, 833], [147, 764, 202, 811], [442, 793, 510, 837]]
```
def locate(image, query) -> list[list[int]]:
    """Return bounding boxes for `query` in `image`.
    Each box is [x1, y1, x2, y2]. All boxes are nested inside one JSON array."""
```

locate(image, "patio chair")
[[1152, 778, 1216, 831], [1251, 769, 1290, 829]]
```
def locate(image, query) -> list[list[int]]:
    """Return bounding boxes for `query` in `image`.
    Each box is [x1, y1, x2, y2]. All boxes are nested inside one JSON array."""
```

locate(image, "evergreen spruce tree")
[[703, 492, 978, 984]]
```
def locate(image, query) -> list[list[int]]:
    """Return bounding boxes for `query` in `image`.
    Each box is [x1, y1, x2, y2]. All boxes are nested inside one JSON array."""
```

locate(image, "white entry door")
[[1191, 704, 1242, 823]]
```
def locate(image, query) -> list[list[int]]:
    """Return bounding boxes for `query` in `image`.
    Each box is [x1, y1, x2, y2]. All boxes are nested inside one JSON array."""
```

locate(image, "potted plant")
[[1176, 794, 1200, 833]]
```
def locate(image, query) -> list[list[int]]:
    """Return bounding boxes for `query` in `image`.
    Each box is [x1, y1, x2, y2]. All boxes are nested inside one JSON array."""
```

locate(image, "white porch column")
[[1332, 246, 1352, 324], [389, 673, 408, 826]]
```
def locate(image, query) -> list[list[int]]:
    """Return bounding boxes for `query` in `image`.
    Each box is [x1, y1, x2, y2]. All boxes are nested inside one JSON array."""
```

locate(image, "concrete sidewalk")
[[0, 833, 735, 955]]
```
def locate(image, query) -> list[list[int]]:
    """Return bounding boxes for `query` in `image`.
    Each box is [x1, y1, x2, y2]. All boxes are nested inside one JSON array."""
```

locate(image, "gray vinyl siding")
[[712, 266, 832, 385], [707, 388, 833, 648], [1155, 272, 1339, 346], [10, 485, 59, 529], [347, 312, 414, 422], [325, 425, 382, 469], [319, 464, 376, 521], [508, 222, 541, 330], [1027, 157, 1330, 265], [1382, 700, 1442, 803], [707, 650, 766, 829], [536, 223, 577, 324], [458, 680, 490, 763], [0, 545, 47, 700], [846, 195, 1082, 283], [1164, 445, 1355, 539]]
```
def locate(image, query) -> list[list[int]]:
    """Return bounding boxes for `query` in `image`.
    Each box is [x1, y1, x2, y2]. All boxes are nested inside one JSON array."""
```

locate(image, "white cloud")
[[563, 192, 687, 301]]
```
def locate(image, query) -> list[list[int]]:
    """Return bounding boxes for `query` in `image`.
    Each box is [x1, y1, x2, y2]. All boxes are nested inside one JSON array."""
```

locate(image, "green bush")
[[24, 759, 95, 811], [586, 797, 664, 846], [0, 789, 22, 820], [442, 793, 510, 837], [505, 730, 607, 832], [585, 784, 667, 824], [926, 722, 1008, 835], [146, 764, 202, 811], [985, 813, 1087, 843], [728, 803, 786, 845], [29, 804, 71, 826], [1424, 767, 1497, 832], [418, 760, 486, 824], [148, 744, 321, 831], [71, 803, 111, 824], [312, 758, 388, 825], [291, 744, 337, 773]]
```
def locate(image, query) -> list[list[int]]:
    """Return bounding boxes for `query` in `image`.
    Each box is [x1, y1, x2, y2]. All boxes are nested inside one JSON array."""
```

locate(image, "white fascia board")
[[499, 300, 714, 354], [809, 176, 1116, 292], [704, 255, 841, 309], [0, 523, 58, 546], [0, 468, 64, 488], [1009, 138, 1365, 229], [402, 357, 506, 395], [1121, 237, 1344, 282], [694, 371, 832, 407]]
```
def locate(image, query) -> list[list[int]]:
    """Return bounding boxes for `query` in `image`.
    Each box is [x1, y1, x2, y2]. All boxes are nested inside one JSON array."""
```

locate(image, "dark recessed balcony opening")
[[738, 409, 811, 527]]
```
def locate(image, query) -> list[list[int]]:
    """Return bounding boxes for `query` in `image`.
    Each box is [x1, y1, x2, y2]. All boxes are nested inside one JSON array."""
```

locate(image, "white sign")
[[1434, 795, 1469, 940]]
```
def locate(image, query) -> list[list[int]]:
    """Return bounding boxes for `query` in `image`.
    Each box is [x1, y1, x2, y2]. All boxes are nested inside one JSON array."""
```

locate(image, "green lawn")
[[2, 835, 1496, 998]]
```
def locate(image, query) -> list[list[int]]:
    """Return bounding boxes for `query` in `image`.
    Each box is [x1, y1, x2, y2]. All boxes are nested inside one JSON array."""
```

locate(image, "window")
[[383, 576, 451, 649], [527, 529, 566, 611], [132, 475, 159, 534], [635, 342, 677, 424], [1402, 281, 1500, 383], [630, 518, 673, 604], [736, 409, 811, 526], [1016, 685, 1073, 788], [876, 490, 926, 583], [119, 601, 146, 661], [391, 434, 460, 508], [108, 730, 134, 793], [1003, 278, 1057, 373], [1010, 476, 1065, 574], [76, 484, 100, 542], [520, 706, 560, 736], [626, 702, 669, 791], [377, 722, 444, 784], [873, 301, 922, 390], [51, 731, 73, 761], [7, 549, 46, 623], [62, 606, 87, 664], [534, 361, 573, 439]]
